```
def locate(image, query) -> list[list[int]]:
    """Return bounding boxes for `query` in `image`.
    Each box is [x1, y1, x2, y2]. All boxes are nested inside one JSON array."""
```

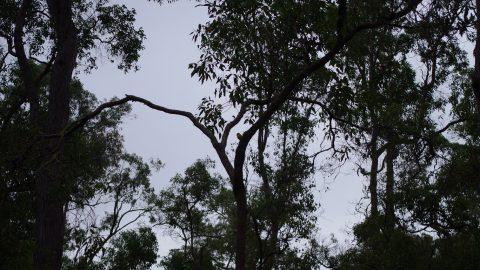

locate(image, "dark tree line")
[[1, 0, 480, 269]]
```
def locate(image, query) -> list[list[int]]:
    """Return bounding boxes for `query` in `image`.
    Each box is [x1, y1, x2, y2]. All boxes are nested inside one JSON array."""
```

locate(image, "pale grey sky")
[[80, 0, 364, 260]]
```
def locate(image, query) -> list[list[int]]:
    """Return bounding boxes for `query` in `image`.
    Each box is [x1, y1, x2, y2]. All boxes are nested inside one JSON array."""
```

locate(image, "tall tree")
[[0, 1, 147, 268], [0, 66, 155, 269], [112, 2, 422, 268], [247, 105, 319, 269]]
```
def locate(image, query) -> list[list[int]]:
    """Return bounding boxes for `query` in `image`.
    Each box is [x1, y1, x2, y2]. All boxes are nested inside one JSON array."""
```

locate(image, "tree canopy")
[[1, 0, 480, 269]]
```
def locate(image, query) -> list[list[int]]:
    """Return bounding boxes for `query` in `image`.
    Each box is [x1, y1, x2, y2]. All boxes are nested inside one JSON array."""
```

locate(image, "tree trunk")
[[367, 45, 381, 219], [264, 220, 279, 270], [232, 172, 248, 270], [369, 127, 379, 218], [256, 128, 278, 270], [34, 1, 78, 269], [473, 0, 480, 113], [384, 142, 395, 231]]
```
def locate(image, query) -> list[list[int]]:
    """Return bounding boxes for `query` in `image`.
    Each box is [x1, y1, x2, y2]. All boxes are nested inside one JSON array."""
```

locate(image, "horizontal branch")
[[51, 94, 236, 178]]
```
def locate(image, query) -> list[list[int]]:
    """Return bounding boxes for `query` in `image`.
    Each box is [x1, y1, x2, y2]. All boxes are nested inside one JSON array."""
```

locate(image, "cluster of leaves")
[[154, 159, 236, 269], [0, 65, 159, 269], [0, 0, 147, 74]]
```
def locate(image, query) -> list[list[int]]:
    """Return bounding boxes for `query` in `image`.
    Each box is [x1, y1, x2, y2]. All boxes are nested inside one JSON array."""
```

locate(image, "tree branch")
[[234, 0, 423, 172], [53, 94, 235, 177], [221, 103, 250, 149]]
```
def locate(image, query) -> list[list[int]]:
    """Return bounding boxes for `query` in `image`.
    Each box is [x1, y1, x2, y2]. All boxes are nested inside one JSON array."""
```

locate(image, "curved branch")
[[124, 94, 235, 177], [56, 94, 235, 177], [234, 0, 423, 171], [125, 95, 218, 143], [221, 103, 250, 149], [434, 118, 465, 135]]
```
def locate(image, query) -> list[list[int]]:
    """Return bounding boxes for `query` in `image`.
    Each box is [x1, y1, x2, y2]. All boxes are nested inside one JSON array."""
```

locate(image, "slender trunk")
[[13, 0, 39, 127], [473, 0, 480, 113], [257, 129, 278, 270], [369, 127, 379, 218], [385, 141, 395, 231], [264, 220, 279, 270], [367, 45, 380, 219], [193, 246, 204, 270], [34, 1, 78, 270], [214, 143, 248, 270]]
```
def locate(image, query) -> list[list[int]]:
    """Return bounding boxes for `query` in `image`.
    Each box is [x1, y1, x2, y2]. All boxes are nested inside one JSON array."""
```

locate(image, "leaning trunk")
[[34, 1, 78, 269]]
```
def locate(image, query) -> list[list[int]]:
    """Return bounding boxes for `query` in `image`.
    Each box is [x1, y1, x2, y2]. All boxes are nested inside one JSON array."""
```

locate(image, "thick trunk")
[[34, 1, 78, 270], [369, 127, 379, 218], [474, 0, 480, 113], [232, 173, 248, 270], [34, 184, 66, 270], [385, 142, 395, 230]]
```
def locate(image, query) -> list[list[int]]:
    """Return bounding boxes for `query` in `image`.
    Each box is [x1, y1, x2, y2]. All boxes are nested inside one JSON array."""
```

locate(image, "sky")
[[79, 0, 364, 259]]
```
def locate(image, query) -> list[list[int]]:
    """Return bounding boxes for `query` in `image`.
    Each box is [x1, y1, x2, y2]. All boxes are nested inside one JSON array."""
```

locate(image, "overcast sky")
[[79, 0, 364, 259]]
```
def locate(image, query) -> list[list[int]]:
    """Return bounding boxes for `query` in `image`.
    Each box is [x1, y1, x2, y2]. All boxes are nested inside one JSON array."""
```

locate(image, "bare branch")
[[434, 118, 465, 135], [123, 95, 235, 177], [62, 96, 132, 137], [52, 94, 235, 177], [221, 103, 249, 149], [34, 48, 57, 85]]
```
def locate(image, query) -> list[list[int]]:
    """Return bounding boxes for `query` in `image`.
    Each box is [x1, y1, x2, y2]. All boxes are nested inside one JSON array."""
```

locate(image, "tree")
[[106, 2, 422, 268], [5, 1, 480, 269], [0, 1, 148, 268], [102, 227, 158, 270], [155, 160, 235, 269], [64, 153, 158, 269], [247, 106, 319, 269], [317, 2, 480, 268], [0, 65, 155, 269]]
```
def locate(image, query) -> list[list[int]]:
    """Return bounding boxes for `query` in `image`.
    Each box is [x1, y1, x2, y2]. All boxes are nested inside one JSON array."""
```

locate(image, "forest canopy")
[[1, 0, 480, 270]]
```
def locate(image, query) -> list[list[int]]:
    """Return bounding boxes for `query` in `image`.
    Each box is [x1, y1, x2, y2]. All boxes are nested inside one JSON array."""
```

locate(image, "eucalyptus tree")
[[389, 57, 480, 270], [247, 105, 319, 269], [331, 75, 480, 269], [103, 227, 159, 270], [154, 160, 235, 270], [154, 133, 321, 270], [154, 112, 321, 269], [294, 0, 468, 230], [109, 1, 423, 268], [0, 1, 149, 268], [315, 2, 480, 268], [321, 25, 422, 227], [64, 153, 158, 269], [0, 67, 157, 269]]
